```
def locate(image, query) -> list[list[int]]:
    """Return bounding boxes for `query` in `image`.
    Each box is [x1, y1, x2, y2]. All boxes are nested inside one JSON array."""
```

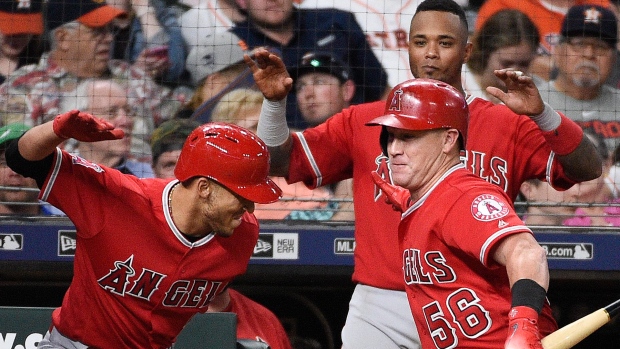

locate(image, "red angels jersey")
[[228, 289, 293, 349], [39, 149, 259, 349], [399, 165, 556, 349], [288, 97, 574, 290]]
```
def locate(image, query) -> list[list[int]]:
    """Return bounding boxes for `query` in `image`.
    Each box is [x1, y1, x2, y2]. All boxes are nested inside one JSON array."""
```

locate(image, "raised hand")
[[370, 171, 411, 212], [486, 69, 545, 117], [53, 110, 125, 142], [505, 306, 544, 349], [244, 48, 293, 101]]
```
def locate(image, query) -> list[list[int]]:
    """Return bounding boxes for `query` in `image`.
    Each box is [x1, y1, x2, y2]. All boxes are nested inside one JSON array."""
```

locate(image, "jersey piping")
[[162, 180, 215, 248], [295, 131, 324, 187], [40, 147, 63, 202]]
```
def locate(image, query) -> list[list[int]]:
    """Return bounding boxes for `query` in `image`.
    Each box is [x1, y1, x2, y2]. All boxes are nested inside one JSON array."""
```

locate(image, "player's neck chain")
[[169, 182, 202, 242], [168, 182, 177, 217]]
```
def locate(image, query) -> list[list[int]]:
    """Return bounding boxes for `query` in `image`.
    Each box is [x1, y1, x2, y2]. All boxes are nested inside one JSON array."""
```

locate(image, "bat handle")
[[604, 298, 620, 318]]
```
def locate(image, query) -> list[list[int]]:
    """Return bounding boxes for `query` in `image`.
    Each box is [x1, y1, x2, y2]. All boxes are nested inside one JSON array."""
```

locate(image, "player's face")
[[408, 11, 471, 88], [204, 181, 255, 237], [296, 72, 349, 126], [553, 37, 615, 88], [385, 127, 449, 197]]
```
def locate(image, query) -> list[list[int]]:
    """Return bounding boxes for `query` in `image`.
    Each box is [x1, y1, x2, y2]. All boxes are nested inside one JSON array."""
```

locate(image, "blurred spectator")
[[179, 0, 246, 49], [177, 30, 258, 121], [0, 0, 44, 84], [211, 88, 341, 220], [107, 0, 188, 85], [289, 51, 355, 127], [208, 288, 293, 349], [288, 52, 356, 220], [296, 0, 417, 88], [519, 179, 574, 225], [475, 0, 611, 81], [231, 0, 389, 128], [0, 123, 43, 215], [463, 9, 540, 103], [150, 118, 199, 178], [563, 130, 620, 226], [537, 4, 620, 154], [60, 79, 154, 178], [0, 0, 186, 161]]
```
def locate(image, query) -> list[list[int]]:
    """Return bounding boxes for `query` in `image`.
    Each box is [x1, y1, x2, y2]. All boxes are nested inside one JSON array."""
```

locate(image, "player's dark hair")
[[468, 10, 540, 74], [415, 0, 469, 30]]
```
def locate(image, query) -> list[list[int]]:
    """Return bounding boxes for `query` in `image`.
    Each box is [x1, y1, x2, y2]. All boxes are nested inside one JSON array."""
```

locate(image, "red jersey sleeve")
[[440, 181, 532, 267], [287, 101, 385, 188]]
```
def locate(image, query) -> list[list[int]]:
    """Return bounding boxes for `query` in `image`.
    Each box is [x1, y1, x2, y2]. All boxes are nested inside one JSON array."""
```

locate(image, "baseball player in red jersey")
[[4, 111, 282, 348], [368, 78, 552, 349], [209, 288, 293, 349], [245, 0, 602, 347]]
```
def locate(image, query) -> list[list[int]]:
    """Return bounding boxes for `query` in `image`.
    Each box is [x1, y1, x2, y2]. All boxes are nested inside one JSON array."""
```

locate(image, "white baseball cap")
[[185, 31, 255, 87]]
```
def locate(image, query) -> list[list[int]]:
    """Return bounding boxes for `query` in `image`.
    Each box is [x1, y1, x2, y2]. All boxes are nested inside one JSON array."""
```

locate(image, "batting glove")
[[370, 171, 411, 212], [505, 306, 543, 349], [53, 110, 125, 142]]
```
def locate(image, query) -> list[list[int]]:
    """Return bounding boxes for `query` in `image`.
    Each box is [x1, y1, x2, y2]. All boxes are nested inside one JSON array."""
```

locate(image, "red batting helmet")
[[174, 123, 282, 204], [366, 78, 468, 154]]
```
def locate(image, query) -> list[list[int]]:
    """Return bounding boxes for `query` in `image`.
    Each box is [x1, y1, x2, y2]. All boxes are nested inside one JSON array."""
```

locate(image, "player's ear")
[[463, 41, 473, 65], [196, 177, 215, 199], [443, 129, 460, 153]]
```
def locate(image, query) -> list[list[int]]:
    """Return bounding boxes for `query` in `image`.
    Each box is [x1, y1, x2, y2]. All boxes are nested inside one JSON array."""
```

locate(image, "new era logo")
[[58, 230, 77, 256]]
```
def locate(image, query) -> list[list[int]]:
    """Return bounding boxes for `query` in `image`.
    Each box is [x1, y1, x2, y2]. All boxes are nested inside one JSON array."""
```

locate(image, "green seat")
[[0, 306, 54, 347], [0, 307, 237, 349], [174, 312, 238, 349]]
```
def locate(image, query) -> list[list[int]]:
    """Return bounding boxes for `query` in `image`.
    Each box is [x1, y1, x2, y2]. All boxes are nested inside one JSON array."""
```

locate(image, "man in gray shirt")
[[537, 4, 620, 154]]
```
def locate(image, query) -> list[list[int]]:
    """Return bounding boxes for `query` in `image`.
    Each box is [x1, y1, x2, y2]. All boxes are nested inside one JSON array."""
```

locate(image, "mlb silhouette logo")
[[0, 234, 22, 250]]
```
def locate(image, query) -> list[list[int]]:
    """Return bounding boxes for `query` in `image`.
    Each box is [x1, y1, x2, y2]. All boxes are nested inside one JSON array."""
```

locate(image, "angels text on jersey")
[[97, 255, 223, 308]]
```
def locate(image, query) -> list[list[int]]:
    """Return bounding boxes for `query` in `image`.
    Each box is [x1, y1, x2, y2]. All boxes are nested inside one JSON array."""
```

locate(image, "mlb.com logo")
[[252, 233, 298, 259], [58, 230, 77, 256]]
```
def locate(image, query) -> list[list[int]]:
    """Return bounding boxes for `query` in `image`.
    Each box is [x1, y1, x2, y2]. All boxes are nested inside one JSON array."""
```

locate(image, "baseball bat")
[[541, 298, 620, 349]]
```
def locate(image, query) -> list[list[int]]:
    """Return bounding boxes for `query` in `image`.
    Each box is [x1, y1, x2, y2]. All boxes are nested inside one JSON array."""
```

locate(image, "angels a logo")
[[471, 194, 509, 221], [388, 89, 403, 111], [71, 155, 103, 172]]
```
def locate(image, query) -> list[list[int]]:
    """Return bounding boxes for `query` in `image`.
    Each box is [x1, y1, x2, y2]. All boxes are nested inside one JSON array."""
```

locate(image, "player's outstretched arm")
[[18, 110, 125, 161], [245, 48, 294, 176], [487, 69, 602, 182], [494, 233, 548, 349]]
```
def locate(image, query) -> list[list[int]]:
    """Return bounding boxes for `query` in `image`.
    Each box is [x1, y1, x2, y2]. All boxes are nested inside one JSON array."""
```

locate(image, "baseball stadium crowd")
[[1, 0, 620, 347], [2, 0, 620, 225]]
